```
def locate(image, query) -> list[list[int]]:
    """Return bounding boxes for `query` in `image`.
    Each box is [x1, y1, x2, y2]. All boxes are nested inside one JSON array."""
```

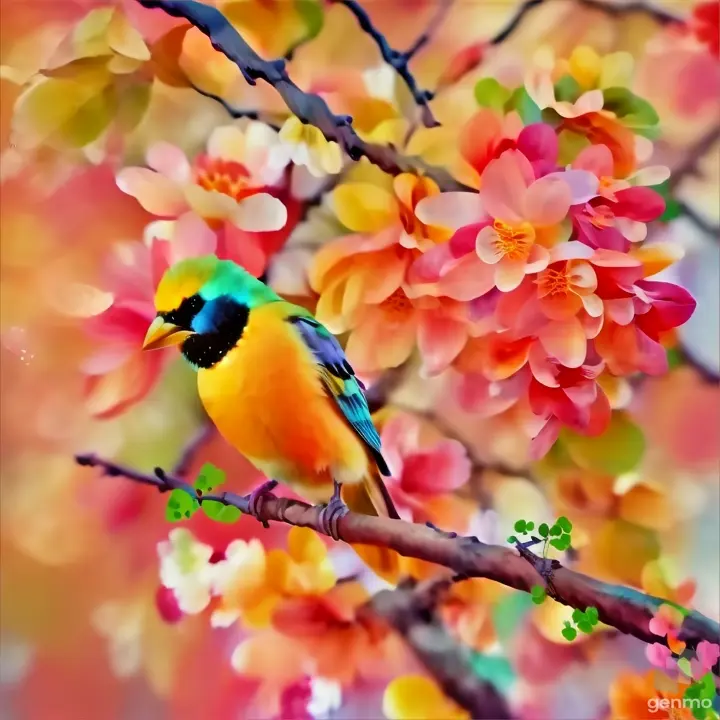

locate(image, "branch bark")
[[335, 0, 454, 128], [135, 0, 470, 192], [76, 453, 720, 664], [370, 577, 512, 719]]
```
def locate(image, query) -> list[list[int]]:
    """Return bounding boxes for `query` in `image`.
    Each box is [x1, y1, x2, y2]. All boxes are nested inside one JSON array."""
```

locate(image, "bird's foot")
[[247, 479, 279, 528], [318, 480, 349, 541]]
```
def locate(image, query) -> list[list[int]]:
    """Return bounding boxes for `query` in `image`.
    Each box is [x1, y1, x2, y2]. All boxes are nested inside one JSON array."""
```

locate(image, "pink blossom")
[[645, 643, 677, 671], [380, 412, 472, 525], [82, 216, 239, 418]]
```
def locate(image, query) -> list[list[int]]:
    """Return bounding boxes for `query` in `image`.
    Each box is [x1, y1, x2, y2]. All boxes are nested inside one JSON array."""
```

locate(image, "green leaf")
[[666, 347, 683, 370], [514, 520, 527, 533], [469, 653, 516, 695], [201, 500, 242, 523], [194, 462, 226, 493], [562, 411, 646, 476], [539, 523, 549, 538], [295, 0, 324, 43], [585, 606, 599, 624], [525, 521, 535, 531], [557, 129, 590, 165], [506, 87, 542, 124], [561, 626, 578, 642], [474, 77, 512, 112], [554, 75, 581, 103], [116, 81, 151, 132], [530, 584, 547, 604], [571, 608, 584, 624], [653, 180, 682, 223], [602, 87, 659, 129], [507, 535, 518, 544], [557, 516, 573, 533], [165, 489, 200, 522], [549, 524, 562, 536], [576, 620, 593, 634], [550, 534, 571, 551], [493, 592, 534, 647]]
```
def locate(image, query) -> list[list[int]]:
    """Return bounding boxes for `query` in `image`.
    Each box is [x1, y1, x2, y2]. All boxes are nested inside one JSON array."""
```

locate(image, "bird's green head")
[[142, 255, 280, 368]]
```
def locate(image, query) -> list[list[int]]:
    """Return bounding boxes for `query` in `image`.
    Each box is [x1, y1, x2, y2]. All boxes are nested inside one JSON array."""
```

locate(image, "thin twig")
[[668, 123, 720, 191], [76, 453, 720, 662], [370, 579, 512, 719], [189, 82, 283, 129], [335, 0, 453, 127], [135, 0, 469, 192]]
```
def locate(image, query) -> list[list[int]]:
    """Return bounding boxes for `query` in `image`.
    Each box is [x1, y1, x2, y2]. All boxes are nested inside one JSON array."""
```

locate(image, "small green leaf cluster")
[[166, 463, 241, 524], [507, 518, 535, 543], [540, 516, 573, 552], [684, 673, 718, 720], [562, 606, 599, 641], [508, 516, 573, 558]]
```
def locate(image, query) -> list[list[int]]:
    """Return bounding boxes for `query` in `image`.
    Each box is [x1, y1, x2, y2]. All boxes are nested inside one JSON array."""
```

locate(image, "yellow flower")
[[273, 116, 343, 177], [8, 8, 151, 152], [383, 675, 470, 720], [210, 526, 336, 629], [560, 46, 634, 91]]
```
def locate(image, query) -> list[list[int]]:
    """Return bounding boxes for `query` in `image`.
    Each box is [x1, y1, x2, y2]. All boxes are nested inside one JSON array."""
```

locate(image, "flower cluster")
[[82, 120, 334, 416], [310, 46, 696, 458]]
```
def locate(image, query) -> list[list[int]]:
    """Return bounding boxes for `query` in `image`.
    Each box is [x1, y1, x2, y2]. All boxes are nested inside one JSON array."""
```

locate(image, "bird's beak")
[[142, 316, 192, 351]]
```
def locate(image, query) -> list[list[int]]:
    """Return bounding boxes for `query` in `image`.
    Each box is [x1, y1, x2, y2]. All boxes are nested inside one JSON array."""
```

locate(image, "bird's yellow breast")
[[196, 302, 369, 497]]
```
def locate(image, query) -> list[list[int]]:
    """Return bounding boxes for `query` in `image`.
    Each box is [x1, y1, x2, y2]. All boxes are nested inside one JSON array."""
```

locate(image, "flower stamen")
[[492, 220, 535, 260]]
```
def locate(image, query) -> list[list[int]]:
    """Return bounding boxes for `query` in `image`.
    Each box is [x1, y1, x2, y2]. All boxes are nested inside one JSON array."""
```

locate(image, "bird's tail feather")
[[341, 471, 402, 585]]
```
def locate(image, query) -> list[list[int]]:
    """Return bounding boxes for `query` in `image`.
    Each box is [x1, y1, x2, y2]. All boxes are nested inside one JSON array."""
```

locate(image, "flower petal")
[[616, 217, 647, 243], [233, 193, 287, 231], [414, 192, 486, 230], [480, 150, 533, 222], [525, 244, 550, 273], [116, 167, 187, 216], [332, 183, 397, 233], [170, 212, 218, 261], [418, 313, 468, 376], [612, 187, 665, 222], [495, 258, 528, 292], [383, 675, 469, 720], [538, 318, 587, 367], [475, 226, 503, 264], [517, 123, 558, 166], [207, 125, 246, 163], [523, 175, 572, 226], [146, 142, 191, 183], [572, 144, 614, 178], [631, 165, 670, 187], [184, 184, 238, 219]]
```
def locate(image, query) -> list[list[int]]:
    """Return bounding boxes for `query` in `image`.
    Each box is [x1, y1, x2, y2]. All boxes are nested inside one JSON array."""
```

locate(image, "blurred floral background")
[[0, 0, 718, 718]]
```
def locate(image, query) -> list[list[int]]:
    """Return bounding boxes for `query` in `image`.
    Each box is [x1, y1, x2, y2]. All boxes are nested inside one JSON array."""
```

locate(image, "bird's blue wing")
[[288, 314, 390, 476]]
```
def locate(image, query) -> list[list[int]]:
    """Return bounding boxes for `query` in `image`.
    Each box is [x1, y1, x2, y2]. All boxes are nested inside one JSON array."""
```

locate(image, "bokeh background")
[[1, 0, 718, 718]]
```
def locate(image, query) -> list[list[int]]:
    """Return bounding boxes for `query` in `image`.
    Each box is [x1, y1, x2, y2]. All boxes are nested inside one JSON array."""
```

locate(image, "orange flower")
[[210, 526, 336, 629], [311, 172, 471, 375], [609, 670, 693, 720], [232, 581, 407, 715], [441, 579, 503, 652]]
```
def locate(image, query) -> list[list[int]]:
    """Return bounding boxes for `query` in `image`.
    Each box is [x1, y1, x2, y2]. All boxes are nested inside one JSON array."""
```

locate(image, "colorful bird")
[[142, 255, 401, 581]]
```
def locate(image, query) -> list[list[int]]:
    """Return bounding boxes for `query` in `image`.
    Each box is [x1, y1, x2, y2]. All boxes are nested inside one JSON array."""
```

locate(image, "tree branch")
[[370, 577, 512, 719], [135, 0, 469, 192], [75, 453, 720, 663], [334, 0, 453, 128], [490, 0, 684, 44]]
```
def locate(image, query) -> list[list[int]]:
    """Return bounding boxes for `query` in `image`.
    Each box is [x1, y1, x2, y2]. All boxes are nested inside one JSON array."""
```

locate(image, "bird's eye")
[[162, 294, 205, 328]]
